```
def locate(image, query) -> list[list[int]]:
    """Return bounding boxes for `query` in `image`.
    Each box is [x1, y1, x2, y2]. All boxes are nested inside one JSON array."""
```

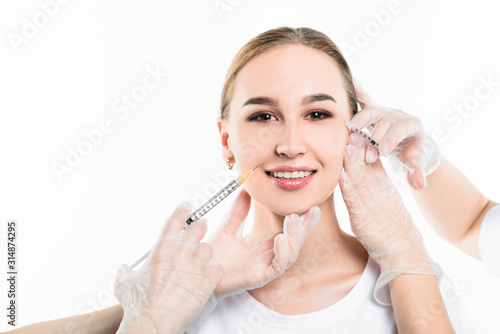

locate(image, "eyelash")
[[248, 110, 332, 122]]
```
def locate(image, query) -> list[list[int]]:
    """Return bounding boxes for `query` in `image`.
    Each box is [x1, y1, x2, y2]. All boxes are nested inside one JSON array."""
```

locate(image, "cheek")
[[307, 124, 348, 168], [229, 124, 276, 173]]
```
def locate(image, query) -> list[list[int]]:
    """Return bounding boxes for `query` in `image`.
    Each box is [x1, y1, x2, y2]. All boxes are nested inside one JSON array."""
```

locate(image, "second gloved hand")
[[351, 80, 442, 190], [339, 132, 442, 305]]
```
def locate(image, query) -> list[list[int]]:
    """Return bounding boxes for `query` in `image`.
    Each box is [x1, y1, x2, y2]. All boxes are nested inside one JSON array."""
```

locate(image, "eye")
[[248, 112, 278, 122], [305, 110, 332, 120]]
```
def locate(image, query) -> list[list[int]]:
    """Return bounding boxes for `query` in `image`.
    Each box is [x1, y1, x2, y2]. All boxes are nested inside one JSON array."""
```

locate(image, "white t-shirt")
[[197, 257, 475, 333], [479, 204, 500, 276]]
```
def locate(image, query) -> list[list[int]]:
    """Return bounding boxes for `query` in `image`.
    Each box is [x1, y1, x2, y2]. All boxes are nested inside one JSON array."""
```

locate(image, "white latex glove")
[[350, 79, 442, 190], [211, 188, 321, 298], [114, 203, 224, 334], [186, 188, 321, 332], [339, 132, 442, 305]]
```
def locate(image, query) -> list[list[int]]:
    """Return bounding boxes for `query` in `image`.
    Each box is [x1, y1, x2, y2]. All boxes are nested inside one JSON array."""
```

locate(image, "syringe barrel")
[[187, 179, 241, 224]]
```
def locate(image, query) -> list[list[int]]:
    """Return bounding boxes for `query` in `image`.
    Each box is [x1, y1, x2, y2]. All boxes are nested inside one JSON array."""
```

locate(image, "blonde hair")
[[220, 27, 358, 119]]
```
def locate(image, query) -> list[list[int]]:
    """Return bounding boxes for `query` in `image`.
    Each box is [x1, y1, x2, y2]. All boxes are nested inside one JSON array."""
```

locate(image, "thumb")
[[408, 167, 426, 190], [221, 188, 251, 236], [401, 143, 427, 190]]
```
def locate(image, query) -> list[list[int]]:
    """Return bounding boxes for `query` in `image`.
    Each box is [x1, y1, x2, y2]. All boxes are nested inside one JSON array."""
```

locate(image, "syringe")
[[343, 120, 415, 175], [128, 163, 261, 270], [185, 164, 261, 225]]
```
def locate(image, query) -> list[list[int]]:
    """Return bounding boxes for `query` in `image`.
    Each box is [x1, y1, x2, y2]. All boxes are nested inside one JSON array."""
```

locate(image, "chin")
[[266, 198, 319, 217]]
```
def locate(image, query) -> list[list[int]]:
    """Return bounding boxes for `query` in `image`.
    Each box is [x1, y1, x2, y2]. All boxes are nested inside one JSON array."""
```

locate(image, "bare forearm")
[[410, 158, 495, 258], [390, 275, 454, 334], [117, 311, 185, 334], [4, 305, 123, 334]]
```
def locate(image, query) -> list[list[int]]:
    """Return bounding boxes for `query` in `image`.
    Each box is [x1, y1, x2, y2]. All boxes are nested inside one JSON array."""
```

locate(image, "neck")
[[245, 192, 367, 275], [249, 192, 343, 239], [243, 192, 368, 314]]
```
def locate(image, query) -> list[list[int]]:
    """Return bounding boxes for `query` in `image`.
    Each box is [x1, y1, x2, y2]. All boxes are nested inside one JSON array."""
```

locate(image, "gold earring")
[[226, 157, 234, 170]]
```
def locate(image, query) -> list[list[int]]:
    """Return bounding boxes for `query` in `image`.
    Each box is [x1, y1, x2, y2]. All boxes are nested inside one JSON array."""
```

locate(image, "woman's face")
[[219, 44, 352, 216]]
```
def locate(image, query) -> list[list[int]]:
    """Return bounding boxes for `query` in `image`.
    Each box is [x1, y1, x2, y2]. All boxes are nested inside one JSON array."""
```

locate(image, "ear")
[[217, 117, 232, 161]]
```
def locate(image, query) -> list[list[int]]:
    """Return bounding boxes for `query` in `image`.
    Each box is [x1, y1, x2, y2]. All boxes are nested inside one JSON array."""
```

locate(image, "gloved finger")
[[183, 219, 208, 245], [345, 133, 368, 174], [251, 234, 280, 265], [408, 167, 426, 190], [258, 231, 281, 249], [298, 206, 321, 244], [240, 232, 279, 267], [350, 106, 384, 131], [264, 233, 289, 279], [161, 202, 192, 237], [396, 139, 425, 188], [283, 215, 302, 264], [344, 142, 365, 185], [353, 78, 377, 109], [343, 142, 372, 205], [193, 242, 214, 263], [347, 132, 369, 157], [365, 145, 380, 164], [378, 119, 421, 156], [345, 134, 378, 200], [339, 171, 367, 218], [283, 207, 321, 265], [366, 120, 392, 163], [220, 188, 251, 237]]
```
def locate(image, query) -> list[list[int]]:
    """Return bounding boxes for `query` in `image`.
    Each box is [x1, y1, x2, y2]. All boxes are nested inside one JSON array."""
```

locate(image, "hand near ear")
[[351, 80, 441, 190]]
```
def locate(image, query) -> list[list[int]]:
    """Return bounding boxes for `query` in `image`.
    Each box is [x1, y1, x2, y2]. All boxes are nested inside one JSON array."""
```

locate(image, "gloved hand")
[[350, 80, 442, 190], [114, 203, 224, 334], [339, 132, 442, 305], [186, 189, 321, 332], [210, 188, 321, 299]]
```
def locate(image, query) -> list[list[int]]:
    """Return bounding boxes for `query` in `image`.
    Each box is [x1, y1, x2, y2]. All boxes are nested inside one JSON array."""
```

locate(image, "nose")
[[276, 122, 307, 158]]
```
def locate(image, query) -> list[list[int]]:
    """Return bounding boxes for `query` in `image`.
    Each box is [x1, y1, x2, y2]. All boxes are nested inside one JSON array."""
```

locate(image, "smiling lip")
[[265, 165, 316, 191], [266, 165, 315, 173]]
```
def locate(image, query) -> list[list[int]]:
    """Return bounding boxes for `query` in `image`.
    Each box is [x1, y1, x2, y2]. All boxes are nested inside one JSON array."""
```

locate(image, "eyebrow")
[[242, 93, 336, 108]]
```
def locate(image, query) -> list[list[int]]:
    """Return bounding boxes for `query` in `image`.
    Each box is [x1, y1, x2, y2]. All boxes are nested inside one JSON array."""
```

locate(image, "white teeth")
[[271, 171, 313, 179]]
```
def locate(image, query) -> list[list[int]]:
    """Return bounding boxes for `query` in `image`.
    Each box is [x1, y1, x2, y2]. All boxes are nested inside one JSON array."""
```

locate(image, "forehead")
[[232, 44, 346, 106]]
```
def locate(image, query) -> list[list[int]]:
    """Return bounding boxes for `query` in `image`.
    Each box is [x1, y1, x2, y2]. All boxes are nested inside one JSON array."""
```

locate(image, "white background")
[[1, 0, 499, 332]]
